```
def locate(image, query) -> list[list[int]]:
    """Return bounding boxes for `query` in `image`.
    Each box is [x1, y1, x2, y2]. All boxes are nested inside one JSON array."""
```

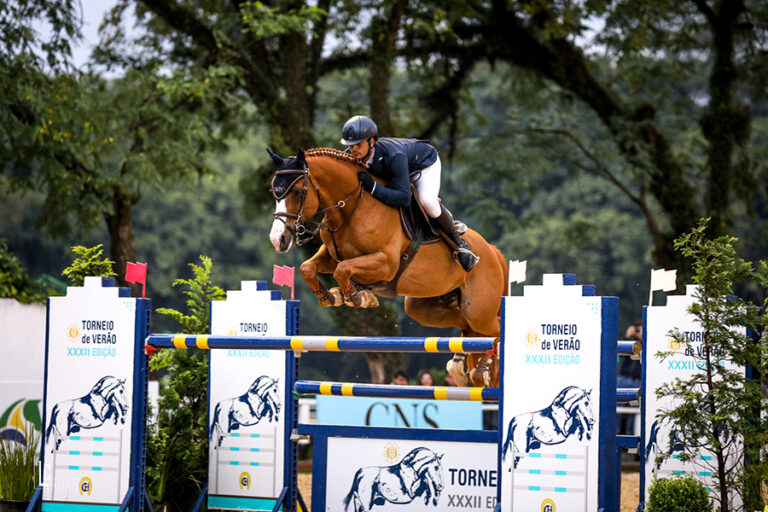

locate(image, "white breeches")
[[414, 156, 442, 218]]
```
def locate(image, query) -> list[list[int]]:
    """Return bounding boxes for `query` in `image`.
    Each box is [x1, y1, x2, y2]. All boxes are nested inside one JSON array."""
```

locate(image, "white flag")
[[508, 260, 527, 294], [648, 268, 677, 305]]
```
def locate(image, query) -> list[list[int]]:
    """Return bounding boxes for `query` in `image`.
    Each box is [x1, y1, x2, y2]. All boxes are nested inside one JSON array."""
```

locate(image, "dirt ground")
[[297, 471, 641, 511]]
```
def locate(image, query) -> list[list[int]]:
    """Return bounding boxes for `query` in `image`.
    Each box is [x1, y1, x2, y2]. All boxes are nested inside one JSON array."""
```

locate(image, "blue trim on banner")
[[497, 295, 506, 507], [40, 297, 52, 484], [207, 496, 281, 511], [298, 423, 496, 443], [600, 294, 620, 512], [42, 504, 119, 512], [639, 305, 649, 509]]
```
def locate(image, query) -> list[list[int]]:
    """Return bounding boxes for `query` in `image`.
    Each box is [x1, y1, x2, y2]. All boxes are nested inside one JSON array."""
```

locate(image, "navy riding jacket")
[[356, 138, 438, 208]]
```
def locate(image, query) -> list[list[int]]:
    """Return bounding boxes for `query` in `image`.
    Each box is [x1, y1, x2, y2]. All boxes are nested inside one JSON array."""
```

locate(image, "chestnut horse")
[[268, 148, 507, 386]]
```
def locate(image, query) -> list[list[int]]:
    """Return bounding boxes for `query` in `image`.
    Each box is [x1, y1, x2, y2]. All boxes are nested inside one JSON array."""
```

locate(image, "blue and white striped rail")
[[294, 380, 499, 402], [146, 334, 495, 353]]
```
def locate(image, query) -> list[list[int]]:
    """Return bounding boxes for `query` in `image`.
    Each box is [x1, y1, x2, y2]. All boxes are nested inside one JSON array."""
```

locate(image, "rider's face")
[[348, 138, 373, 160]]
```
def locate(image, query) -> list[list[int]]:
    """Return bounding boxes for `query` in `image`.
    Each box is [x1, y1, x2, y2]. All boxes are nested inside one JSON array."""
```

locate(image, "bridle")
[[271, 165, 364, 250]]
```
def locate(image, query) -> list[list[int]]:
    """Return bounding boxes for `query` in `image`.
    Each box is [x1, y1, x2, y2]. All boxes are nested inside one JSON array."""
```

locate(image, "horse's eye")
[[292, 188, 302, 196]]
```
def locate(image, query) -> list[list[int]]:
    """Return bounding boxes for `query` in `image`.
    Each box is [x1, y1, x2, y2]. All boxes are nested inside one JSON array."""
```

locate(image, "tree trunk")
[[368, 0, 405, 135], [104, 188, 139, 289], [698, 0, 749, 237]]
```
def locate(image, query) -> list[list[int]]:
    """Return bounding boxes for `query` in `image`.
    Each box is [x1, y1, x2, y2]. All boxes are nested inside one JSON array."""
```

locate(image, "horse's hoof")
[[343, 288, 363, 307], [453, 373, 469, 387], [446, 354, 467, 377], [328, 288, 344, 306], [468, 367, 490, 387], [360, 290, 379, 308]]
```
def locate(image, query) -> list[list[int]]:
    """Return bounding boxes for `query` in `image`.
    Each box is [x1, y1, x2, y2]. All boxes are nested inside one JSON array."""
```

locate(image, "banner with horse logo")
[[500, 273, 618, 512], [207, 281, 289, 511], [642, 285, 743, 509], [42, 277, 139, 506], [324, 435, 497, 512]]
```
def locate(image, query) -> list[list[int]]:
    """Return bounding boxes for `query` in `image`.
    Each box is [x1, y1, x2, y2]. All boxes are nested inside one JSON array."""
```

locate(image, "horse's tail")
[[644, 420, 659, 459], [494, 245, 508, 298], [502, 418, 515, 461], [342, 469, 363, 512], [209, 402, 222, 442], [45, 404, 59, 449]]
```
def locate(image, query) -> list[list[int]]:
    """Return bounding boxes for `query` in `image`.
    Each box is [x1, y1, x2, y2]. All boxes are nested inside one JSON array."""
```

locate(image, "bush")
[[646, 474, 712, 512], [0, 241, 48, 304], [61, 244, 116, 286], [0, 425, 40, 500]]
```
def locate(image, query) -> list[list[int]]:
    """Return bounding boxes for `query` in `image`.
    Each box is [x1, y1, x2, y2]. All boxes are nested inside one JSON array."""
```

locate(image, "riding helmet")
[[340, 115, 378, 145]]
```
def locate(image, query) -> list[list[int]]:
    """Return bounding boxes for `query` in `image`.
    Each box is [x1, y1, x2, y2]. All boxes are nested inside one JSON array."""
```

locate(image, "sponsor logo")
[[667, 337, 684, 352], [0, 399, 42, 445], [525, 328, 540, 346], [67, 324, 80, 341], [239, 472, 251, 489], [383, 442, 400, 463], [79, 477, 93, 495], [541, 498, 555, 512]]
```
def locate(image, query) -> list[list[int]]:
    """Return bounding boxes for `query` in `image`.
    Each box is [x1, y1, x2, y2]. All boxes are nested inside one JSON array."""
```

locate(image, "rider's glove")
[[358, 171, 375, 193]]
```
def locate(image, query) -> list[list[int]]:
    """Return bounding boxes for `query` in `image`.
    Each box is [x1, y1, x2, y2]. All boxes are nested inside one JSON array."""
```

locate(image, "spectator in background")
[[618, 321, 642, 388], [444, 373, 457, 387], [418, 370, 435, 387], [618, 320, 642, 435], [392, 370, 409, 385]]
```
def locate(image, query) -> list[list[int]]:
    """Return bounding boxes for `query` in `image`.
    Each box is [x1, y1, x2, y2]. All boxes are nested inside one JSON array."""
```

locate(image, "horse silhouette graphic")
[[342, 447, 444, 512], [209, 375, 281, 448], [644, 418, 737, 475], [502, 385, 595, 468], [45, 376, 129, 452]]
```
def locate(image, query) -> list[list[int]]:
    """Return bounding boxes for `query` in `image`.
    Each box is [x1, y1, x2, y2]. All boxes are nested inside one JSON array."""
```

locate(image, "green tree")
[[417, 0, 768, 271], [1, 0, 244, 285], [653, 219, 768, 510]]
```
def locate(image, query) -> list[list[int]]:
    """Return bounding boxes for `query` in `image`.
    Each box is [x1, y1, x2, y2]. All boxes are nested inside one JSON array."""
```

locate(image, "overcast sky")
[[72, 0, 119, 68]]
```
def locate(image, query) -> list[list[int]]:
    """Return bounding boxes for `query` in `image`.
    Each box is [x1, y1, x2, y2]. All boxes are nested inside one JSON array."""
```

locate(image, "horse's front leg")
[[300, 245, 343, 307], [333, 251, 397, 308]]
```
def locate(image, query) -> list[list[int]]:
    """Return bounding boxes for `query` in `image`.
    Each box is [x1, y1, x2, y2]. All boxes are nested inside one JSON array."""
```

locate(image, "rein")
[[272, 166, 364, 255]]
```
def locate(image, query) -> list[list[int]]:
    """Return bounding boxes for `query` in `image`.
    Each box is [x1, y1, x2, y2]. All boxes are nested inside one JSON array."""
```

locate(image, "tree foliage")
[[654, 219, 768, 510], [0, 240, 49, 304], [61, 244, 116, 286]]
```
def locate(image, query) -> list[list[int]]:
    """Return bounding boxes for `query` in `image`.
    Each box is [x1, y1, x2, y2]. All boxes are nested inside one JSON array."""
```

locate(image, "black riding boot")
[[435, 204, 479, 272]]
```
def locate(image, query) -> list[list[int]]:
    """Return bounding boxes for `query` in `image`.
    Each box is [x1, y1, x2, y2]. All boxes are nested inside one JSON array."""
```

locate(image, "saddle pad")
[[398, 199, 467, 243]]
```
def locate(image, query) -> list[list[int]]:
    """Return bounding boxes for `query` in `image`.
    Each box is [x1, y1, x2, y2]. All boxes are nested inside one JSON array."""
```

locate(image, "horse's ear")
[[266, 147, 283, 167], [296, 147, 307, 166]]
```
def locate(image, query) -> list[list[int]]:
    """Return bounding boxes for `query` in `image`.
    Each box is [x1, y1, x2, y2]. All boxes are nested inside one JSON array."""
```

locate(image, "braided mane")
[[306, 147, 361, 165]]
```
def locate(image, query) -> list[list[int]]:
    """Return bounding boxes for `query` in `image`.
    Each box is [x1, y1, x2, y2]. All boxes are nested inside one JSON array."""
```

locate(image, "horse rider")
[[340, 115, 479, 272]]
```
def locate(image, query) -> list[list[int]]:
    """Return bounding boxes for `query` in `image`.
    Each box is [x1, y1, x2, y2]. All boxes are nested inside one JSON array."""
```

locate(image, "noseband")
[[271, 165, 364, 247]]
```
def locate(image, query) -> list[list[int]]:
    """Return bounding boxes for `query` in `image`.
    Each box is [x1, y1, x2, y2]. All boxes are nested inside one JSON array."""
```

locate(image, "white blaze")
[[270, 199, 291, 251]]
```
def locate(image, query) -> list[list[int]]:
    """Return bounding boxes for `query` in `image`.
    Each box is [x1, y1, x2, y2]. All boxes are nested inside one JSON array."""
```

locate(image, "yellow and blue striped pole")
[[146, 334, 495, 353], [294, 380, 499, 402]]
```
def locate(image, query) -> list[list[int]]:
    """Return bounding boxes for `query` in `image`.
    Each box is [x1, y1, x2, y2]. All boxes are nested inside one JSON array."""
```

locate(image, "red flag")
[[125, 262, 148, 298], [272, 265, 295, 300]]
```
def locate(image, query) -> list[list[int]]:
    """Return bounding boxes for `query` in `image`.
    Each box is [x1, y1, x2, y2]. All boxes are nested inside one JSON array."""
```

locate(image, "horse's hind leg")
[[458, 242, 505, 387]]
